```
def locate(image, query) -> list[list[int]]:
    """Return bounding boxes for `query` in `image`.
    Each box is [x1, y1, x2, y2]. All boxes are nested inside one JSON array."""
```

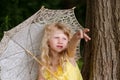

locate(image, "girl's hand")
[[75, 28, 91, 42], [83, 28, 91, 42]]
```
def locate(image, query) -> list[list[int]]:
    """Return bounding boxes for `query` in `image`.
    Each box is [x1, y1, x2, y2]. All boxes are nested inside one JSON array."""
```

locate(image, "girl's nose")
[[58, 38, 63, 44]]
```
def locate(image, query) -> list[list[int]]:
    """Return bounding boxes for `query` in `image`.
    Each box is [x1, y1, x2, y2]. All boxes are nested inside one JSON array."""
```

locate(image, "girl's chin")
[[58, 49, 66, 53]]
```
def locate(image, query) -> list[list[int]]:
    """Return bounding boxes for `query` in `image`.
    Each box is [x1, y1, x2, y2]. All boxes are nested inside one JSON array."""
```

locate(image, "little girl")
[[38, 22, 91, 80]]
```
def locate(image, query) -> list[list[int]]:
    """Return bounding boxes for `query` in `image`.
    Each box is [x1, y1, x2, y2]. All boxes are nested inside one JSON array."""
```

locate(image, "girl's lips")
[[56, 45, 63, 48]]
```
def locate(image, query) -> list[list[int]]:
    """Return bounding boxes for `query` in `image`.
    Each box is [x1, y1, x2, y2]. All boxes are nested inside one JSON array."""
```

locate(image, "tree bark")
[[82, 0, 120, 80]]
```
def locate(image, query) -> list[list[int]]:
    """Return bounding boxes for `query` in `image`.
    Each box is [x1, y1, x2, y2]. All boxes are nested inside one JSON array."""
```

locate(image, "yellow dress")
[[43, 60, 83, 80]]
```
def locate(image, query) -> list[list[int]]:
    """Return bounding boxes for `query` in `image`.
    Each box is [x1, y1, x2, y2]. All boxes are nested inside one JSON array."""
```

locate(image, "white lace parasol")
[[0, 6, 83, 80]]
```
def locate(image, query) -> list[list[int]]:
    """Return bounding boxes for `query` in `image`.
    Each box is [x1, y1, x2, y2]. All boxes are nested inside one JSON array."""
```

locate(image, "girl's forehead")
[[48, 27, 70, 38], [52, 27, 61, 31], [51, 28, 66, 35]]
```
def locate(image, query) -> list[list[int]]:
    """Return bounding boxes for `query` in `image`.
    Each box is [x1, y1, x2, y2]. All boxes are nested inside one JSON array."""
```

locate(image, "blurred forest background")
[[0, 0, 86, 40]]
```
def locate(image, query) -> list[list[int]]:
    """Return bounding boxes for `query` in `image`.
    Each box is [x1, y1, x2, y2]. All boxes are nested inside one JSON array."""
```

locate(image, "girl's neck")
[[49, 51, 61, 66], [49, 50, 60, 59]]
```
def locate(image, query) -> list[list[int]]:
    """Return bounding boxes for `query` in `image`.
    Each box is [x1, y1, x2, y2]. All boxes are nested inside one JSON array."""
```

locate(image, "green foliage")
[[0, 16, 12, 39], [0, 0, 42, 40], [77, 58, 84, 69]]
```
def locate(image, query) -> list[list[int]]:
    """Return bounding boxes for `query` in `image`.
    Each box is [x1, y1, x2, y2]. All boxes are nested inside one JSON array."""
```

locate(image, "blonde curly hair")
[[40, 22, 72, 71]]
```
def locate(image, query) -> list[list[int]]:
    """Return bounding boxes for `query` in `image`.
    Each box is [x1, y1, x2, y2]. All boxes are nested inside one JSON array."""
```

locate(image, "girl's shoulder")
[[66, 57, 77, 67]]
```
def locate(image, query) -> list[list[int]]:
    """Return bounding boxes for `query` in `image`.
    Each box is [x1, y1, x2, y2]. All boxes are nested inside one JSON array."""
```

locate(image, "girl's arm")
[[67, 28, 91, 57], [37, 66, 45, 80]]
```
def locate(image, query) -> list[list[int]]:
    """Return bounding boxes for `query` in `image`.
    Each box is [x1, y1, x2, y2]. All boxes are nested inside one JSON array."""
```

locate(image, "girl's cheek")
[[65, 42, 68, 47]]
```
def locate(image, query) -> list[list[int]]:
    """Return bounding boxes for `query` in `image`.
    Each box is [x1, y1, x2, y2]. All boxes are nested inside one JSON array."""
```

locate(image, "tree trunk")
[[82, 0, 120, 80]]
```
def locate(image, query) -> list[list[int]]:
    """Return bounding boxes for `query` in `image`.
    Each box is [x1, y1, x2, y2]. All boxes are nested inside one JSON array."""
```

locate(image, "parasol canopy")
[[0, 6, 83, 80]]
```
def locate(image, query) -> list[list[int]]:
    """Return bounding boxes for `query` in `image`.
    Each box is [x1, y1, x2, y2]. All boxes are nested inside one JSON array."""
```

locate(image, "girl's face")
[[48, 29, 69, 53]]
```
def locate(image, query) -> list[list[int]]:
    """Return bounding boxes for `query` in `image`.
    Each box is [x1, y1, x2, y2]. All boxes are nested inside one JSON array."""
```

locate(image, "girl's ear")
[[67, 40, 70, 44], [68, 40, 70, 42]]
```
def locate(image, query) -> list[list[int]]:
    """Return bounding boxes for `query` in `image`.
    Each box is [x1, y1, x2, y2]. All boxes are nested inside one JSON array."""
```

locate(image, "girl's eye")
[[63, 38, 67, 40], [54, 37, 59, 39]]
